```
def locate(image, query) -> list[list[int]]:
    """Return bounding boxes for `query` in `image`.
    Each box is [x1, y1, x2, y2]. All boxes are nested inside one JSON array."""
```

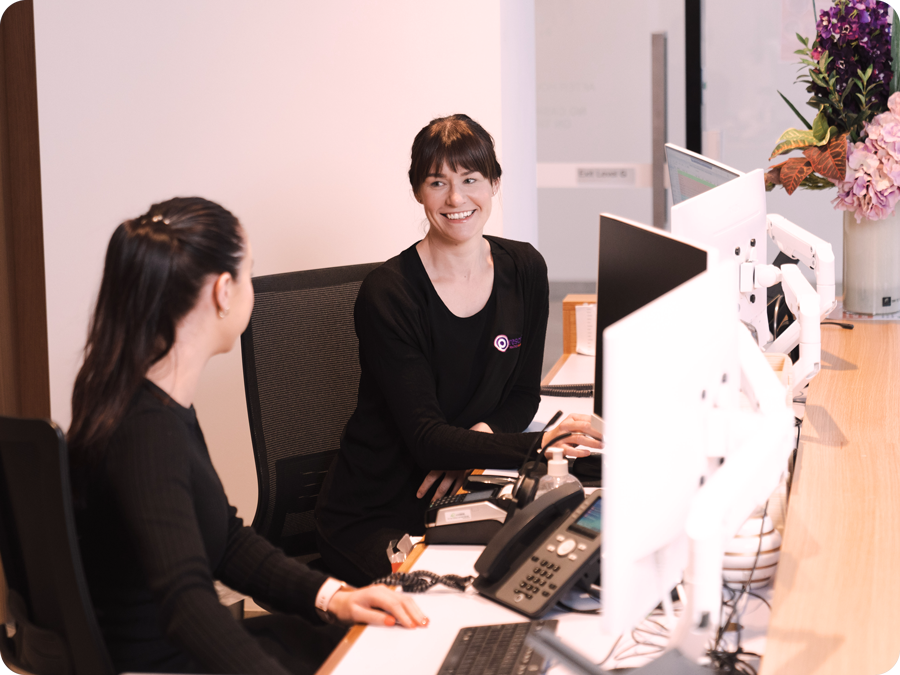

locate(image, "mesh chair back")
[[241, 262, 379, 556], [0, 416, 114, 675]]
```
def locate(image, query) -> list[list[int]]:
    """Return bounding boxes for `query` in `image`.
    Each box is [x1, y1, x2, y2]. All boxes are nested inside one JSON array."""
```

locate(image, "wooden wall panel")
[[0, 0, 49, 420]]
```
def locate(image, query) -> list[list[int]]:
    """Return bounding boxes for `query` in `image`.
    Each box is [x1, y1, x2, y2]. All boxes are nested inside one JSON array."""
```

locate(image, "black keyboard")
[[437, 620, 558, 675]]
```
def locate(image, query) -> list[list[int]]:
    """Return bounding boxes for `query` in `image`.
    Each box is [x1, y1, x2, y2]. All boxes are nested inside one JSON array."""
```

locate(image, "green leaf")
[[778, 91, 813, 129], [857, 93, 867, 107], [812, 111, 829, 141], [810, 71, 828, 88], [770, 127, 818, 158], [796, 33, 809, 47], [893, 11, 900, 95]]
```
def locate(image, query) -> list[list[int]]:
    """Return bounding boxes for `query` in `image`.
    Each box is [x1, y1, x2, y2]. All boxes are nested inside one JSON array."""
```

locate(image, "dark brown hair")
[[68, 197, 244, 467], [408, 114, 502, 195]]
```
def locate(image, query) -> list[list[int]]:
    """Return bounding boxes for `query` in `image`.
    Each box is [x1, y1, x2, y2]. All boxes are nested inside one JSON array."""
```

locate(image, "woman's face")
[[416, 163, 498, 245]]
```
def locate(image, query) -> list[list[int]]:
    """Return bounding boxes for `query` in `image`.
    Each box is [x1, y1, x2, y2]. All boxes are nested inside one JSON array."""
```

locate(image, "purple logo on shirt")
[[494, 335, 522, 352]]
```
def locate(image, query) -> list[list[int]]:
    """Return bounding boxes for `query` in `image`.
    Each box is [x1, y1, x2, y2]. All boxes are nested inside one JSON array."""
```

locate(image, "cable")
[[539, 383, 593, 398], [708, 501, 770, 674], [597, 635, 622, 668], [555, 600, 600, 614], [821, 320, 854, 329], [370, 570, 474, 593]]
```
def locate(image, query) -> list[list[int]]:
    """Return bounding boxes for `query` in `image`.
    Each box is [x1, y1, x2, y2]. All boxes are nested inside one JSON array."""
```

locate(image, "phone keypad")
[[430, 493, 466, 508]]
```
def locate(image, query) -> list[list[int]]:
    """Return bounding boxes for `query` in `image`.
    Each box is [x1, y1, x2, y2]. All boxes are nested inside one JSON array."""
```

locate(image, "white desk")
[[317, 351, 773, 674]]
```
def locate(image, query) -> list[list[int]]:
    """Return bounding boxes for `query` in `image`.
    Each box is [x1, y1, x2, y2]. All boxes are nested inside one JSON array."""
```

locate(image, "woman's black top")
[[316, 236, 549, 565], [74, 381, 327, 674]]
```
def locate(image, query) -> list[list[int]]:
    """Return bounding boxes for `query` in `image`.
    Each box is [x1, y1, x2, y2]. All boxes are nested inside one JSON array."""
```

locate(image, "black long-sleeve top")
[[74, 381, 327, 674], [316, 236, 549, 552]]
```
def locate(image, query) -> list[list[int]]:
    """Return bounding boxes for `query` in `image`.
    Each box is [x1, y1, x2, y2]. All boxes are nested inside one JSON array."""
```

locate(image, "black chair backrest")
[[0, 416, 113, 675], [240, 262, 380, 556]]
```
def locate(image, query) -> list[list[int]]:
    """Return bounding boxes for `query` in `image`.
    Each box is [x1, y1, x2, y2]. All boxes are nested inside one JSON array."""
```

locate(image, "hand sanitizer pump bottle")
[[534, 448, 582, 499]]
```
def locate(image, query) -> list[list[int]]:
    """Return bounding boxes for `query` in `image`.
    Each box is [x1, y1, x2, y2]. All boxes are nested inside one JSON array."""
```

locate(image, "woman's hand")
[[415, 422, 490, 501], [541, 413, 603, 458], [326, 585, 429, 629], [416, 469, 472, 501]]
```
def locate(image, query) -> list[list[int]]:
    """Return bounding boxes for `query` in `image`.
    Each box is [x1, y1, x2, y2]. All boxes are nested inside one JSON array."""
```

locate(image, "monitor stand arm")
[[754, 263, 822, 399], [667, 327, 795, 666]]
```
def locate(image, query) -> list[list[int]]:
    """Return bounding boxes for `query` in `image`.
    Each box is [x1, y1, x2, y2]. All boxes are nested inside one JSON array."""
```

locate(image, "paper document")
[[575, 303, 596, 356]]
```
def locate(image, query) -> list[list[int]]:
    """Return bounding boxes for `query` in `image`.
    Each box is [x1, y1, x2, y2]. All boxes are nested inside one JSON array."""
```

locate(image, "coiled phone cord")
[[370, 570, 475, 593]]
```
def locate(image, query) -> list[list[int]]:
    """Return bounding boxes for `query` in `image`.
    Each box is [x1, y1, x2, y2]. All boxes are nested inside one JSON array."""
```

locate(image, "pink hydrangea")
[[833, 91, 900, 221]]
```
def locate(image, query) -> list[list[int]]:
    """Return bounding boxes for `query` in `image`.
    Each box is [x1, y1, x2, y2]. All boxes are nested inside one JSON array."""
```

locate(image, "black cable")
[[746, 590, 771, 610], [370, 570, 474, 593], [555, 600, 600, 614], [821, 321, 854, 329], [539, 383, 594, 398], [709, 502, 770, 674]]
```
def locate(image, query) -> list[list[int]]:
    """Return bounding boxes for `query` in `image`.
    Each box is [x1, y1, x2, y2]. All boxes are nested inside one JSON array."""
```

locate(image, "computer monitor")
[[592, 214, 709, 425], [670, 166, 771, 347], [593, 214, 739, 636], [665, 143, 741, 205]]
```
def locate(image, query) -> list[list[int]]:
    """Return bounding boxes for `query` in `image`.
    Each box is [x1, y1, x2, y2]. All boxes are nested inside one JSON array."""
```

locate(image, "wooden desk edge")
[[314, 542, 428, 675], [541, 353, 571, 386]]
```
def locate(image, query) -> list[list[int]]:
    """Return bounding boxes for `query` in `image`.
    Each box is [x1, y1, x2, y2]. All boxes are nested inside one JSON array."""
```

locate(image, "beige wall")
[[33, 0, 536, 519]]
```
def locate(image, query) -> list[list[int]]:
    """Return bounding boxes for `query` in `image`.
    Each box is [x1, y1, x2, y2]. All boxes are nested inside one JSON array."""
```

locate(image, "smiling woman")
[[315, 115, 603, 586]]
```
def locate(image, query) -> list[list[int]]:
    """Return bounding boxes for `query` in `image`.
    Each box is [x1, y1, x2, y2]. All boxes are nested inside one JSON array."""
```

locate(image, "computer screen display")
[[593, 215, 708, 421], [665, 143, 741, 205]]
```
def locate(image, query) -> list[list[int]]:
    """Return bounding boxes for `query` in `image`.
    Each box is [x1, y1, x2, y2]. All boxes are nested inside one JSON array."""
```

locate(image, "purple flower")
[[808, 0, 893, 119]]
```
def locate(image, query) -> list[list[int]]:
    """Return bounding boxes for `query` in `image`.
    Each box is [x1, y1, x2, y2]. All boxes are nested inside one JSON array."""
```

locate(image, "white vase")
[[842, 210, 900, 315]]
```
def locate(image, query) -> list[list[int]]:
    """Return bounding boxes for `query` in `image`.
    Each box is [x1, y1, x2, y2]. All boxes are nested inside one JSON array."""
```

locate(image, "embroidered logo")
[[494, 335, 522, 352]]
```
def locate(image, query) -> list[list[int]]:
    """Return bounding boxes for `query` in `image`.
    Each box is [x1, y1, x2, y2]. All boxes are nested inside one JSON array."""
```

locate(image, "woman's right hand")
[[327, 585, 429, 629], [541, 413, 603, 458]]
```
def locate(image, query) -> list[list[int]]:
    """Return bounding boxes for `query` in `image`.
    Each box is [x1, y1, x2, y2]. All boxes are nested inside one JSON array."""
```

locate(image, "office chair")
[[240, 262, 380, 563], [0, 416, 114, 675]]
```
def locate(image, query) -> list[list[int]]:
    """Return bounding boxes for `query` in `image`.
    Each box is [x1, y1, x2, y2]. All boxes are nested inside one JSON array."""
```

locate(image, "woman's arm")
[[107, 412, 290, 675]]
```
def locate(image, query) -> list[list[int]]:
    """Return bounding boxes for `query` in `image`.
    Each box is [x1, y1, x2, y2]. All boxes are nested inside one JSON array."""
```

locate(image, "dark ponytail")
[[68, 197, 244, 467]]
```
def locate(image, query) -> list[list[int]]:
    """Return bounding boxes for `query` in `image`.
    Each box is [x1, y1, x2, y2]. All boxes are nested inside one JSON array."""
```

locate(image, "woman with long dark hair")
[[315, 115, 603, 586], [69, 197, 425, 675]]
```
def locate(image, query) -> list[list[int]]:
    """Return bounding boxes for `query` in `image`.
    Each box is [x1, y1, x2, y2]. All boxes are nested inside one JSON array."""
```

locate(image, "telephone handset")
[[473, 486, 602, 619]]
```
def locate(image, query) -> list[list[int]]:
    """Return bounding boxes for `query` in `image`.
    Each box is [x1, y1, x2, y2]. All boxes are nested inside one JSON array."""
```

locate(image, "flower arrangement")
[[766, 0, 900, 223], [833, 92, 900, 220]]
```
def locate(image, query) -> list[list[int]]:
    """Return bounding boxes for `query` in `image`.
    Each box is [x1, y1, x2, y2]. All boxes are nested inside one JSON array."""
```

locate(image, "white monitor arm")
[[739, 213, 833, 397], [669, 326, 795, 664], [753, 265, 822, 398], [764, 213, 836, 319]]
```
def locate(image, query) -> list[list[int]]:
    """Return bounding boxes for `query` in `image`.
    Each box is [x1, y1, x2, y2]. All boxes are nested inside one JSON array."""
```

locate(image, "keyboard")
[[437, 620, 558, 675]]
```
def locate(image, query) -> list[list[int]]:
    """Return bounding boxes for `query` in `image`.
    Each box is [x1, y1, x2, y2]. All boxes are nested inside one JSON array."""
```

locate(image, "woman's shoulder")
[[358, 244, 424, 306], [486, 236, 547, 274], [105, 386, 196, 472]]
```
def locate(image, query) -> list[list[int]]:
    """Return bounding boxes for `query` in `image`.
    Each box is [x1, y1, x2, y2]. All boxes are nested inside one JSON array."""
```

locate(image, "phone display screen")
[[568, 498, 602, 538], [462, 489, 497, 503]]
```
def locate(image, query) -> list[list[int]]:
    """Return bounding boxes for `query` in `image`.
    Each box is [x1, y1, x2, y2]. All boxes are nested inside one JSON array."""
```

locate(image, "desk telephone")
[[473, 483, 601, 618]]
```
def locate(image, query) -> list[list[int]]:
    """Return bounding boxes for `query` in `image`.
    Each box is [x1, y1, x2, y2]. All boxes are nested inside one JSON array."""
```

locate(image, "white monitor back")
[[670, 169, 771, 346], [665, 143, 742, 205], [601, 255, 739, 636]]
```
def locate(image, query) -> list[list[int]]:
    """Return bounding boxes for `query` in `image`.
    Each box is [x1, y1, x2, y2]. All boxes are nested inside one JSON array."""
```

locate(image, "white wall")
[[34, 0, 536, 519], [535, 0, 686, 282], [536, 0, 844, 283]]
